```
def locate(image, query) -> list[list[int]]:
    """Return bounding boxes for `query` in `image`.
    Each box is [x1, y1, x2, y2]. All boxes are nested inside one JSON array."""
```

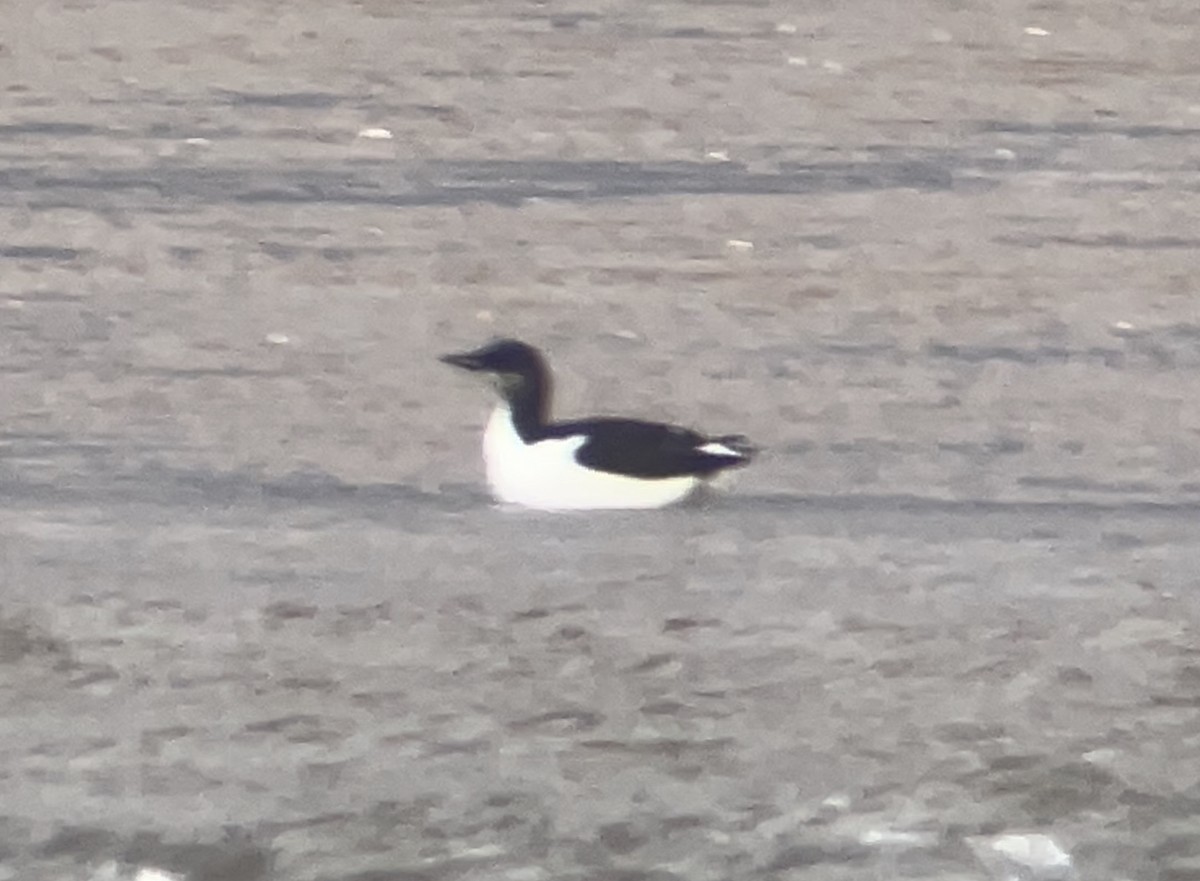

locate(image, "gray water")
[[3, 0, 1200, 878]]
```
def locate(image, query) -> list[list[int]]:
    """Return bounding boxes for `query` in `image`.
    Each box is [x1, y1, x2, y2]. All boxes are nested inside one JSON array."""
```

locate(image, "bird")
[[440, 338, 755, 510]]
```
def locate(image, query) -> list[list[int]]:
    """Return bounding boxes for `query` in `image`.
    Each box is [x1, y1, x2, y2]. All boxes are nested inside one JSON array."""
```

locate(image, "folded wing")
[[550, 418, 752, 479]]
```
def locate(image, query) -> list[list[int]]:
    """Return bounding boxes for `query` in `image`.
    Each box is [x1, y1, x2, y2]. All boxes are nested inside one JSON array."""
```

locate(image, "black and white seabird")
[[440, 339, 755, 510]]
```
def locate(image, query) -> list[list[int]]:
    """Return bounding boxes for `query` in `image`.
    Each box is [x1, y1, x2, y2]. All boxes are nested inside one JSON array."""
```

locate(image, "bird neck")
[[503, 372, 550, 442]]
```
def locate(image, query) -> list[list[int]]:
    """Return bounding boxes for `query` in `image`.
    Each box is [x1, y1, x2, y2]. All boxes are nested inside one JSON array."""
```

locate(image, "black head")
[[440, 339, 552, 427], [439, 339, 547, 377]]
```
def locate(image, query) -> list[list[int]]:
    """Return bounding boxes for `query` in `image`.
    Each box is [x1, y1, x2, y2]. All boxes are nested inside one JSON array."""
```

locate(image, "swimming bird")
[[440, 339, 755, 510]]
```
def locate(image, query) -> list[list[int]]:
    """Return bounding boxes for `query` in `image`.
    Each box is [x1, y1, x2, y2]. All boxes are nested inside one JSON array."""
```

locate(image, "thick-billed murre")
[[440, 339, 755, 510]]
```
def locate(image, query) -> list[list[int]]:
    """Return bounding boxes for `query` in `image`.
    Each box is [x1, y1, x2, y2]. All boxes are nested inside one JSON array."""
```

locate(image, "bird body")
[[482, 405, 702, 510], [441, 339, 754, 511]]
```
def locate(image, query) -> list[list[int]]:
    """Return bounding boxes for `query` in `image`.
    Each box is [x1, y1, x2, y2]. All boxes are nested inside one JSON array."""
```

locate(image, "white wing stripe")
[[697, 441, 745, 458]]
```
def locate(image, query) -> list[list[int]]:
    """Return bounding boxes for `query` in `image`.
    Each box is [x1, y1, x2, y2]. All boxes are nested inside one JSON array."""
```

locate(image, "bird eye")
[[489, 373, 521, 394]]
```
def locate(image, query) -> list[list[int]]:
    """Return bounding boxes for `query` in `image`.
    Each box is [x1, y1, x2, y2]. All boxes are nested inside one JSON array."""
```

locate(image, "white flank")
[[482, 406, 700, 510], [697, 440, 745, 457]]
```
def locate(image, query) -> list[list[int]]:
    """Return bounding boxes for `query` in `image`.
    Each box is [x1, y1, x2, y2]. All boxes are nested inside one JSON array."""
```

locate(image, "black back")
[[544, 418, 748, 479]]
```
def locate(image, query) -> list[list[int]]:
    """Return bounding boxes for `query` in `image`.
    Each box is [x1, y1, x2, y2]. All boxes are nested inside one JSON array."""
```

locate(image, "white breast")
[[481, 406, 700, 511]]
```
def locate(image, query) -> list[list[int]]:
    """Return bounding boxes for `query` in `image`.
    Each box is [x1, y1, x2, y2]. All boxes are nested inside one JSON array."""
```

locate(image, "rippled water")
[[3, 0, 1200, 878], [5, 486, 1200, 880]]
